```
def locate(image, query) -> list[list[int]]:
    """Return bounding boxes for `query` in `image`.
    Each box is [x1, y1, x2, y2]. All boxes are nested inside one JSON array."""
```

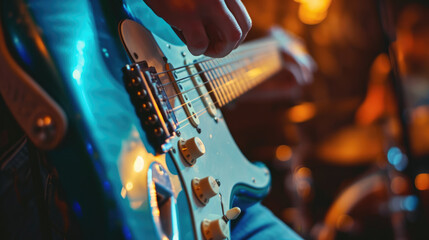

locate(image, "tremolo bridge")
[[122, 62, 178, 152]]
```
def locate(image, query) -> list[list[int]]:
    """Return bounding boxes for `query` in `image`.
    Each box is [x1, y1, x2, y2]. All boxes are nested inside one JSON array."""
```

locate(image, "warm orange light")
[[152, 208, 160, 217], [126, 182, 134, 191], [336, 214, 354, 231], [276, 145, 293, 161], [415, 173, 429, 191], [294, 167, 312, 198], [295, 0, 332, 25], [246, 68, 263, 78], [355, 54, 392, 125], [296, 167, 312, 178], [287, 102, 316, 123], [44, 116, 52, 125]]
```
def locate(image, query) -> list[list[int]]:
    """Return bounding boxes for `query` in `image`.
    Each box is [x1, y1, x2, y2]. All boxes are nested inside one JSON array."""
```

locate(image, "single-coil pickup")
[[166, 63, 200, 127], [185, 60, 217, 117]]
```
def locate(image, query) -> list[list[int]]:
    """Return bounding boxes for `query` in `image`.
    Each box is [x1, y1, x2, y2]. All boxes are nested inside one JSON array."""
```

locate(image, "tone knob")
[[201, 207, 241, 240], [201, 218, 228, 240], [179, 137, 206, 165], [192, 176, 219, 205]]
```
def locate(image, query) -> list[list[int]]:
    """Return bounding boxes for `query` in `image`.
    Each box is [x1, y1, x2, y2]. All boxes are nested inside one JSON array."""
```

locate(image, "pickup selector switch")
[[179, 137, 205, 165], [192, 176, 219, 205]]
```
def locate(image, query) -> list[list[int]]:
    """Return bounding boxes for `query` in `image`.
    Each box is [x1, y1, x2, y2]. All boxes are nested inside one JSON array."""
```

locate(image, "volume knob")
[[179, 137, 206, 165], [201, 208, 241, 240], [201, 218, 228, 240], [192, 176, 219, 205]]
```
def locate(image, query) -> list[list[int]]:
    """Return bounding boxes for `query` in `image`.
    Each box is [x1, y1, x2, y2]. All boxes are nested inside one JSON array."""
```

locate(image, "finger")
[[225, 0, 252, 48], [203, 1, 242, 57], [179, 21, 210, 56]]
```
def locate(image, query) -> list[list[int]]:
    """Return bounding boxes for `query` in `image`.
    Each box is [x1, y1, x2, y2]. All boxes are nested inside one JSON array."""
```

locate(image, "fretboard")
[[196, 38, 282, 107]]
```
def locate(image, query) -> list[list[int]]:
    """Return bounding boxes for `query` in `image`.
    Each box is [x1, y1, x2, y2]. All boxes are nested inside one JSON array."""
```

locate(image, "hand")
[[143, 0, 252, 58], [270, 27, 315, 85]]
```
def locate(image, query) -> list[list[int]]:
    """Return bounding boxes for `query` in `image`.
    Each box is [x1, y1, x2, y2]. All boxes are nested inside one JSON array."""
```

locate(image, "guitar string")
[[152, 43, 279, 127], [164, 49, 277, 100], [158, 44, 278, 88], [167, 50, 279, 120], [170, 70, 253, 113], [172, 53, 280, 124], [170, 89, 211, 112], [175, 100, 219, 131], [153, 40, 279, 76], [157, 45, 267, 77]]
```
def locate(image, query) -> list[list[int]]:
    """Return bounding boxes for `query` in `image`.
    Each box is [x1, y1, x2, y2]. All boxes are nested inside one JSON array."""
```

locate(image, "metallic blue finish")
[[123, 0, 184, 46], [14, 0, 171, 238], [2, 0, 271, 239]]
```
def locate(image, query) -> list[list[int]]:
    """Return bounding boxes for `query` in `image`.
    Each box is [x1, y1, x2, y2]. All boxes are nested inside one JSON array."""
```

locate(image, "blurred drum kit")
[[225, 0, 429, 239]]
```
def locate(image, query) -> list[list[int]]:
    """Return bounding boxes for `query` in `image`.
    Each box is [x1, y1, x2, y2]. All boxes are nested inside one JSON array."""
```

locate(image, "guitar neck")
[[196, 37, 282, 107]]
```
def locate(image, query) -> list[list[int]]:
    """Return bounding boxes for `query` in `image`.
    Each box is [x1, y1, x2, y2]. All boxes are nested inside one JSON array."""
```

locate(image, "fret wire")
[[214, 59, 232, 103], [172, 69, 255, 116], [202, 61, 226, 106], [207, 60, 227, 106], [155, 39, 279, 76], [226, 54, 244, 97], [225, 56, 240, 101], [209, 59, 230, 106], [236, 58, 249, 93], [228, 55, 240, 96], [215, 58, 234, 104], [224, 54, 240, 99], [160, 46, 272, 88], [169, 48, 284, 128], [165, 48, 278, 101], [221, 56, 239, 100], [171, 68, 247, 115], [250, 56, 260, 88], [229, 54, 241, 99], [172, 56, 283, 125]]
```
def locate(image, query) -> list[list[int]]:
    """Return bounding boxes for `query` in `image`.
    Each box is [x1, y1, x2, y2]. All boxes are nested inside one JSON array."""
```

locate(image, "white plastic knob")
[[225, 207, 241, 221], [192, 176, 219, 205], [179, 137, 206, 165], [201, 218, 228, 240]]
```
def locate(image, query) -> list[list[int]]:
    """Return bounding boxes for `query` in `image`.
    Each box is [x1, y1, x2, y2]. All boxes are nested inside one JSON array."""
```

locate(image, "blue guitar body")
[[0, 0, 271, 239]]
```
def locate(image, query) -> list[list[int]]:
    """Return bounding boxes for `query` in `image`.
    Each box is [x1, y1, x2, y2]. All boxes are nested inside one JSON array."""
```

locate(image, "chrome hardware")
[[122, 62, 178, 153], [166, 63, 200, 127], [185, 60, 217, 117], [147, 162, 179, 240]]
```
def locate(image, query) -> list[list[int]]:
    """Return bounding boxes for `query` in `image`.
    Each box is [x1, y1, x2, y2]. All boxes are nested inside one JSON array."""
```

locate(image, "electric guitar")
[[0, 0, 311, 239]]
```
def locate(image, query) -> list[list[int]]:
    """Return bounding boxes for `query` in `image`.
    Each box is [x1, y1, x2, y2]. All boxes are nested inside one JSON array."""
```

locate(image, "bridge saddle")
[[122, 62, 178, 153]]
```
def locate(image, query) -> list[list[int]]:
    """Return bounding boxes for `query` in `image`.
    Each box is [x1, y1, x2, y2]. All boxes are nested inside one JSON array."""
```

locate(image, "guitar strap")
[[0, 99, 80, 238]]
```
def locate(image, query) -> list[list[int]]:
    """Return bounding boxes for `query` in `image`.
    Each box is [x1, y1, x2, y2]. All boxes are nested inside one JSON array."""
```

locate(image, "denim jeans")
[[0, 138, 80, 239]]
